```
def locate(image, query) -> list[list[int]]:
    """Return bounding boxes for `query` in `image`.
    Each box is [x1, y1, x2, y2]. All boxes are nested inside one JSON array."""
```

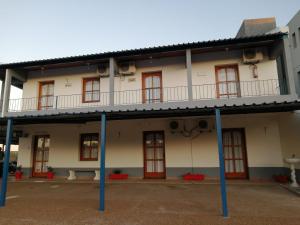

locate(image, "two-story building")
[[0, 18, 299, 183]]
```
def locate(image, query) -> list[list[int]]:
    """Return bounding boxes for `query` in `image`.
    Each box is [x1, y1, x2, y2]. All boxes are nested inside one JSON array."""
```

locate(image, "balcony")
[[7, 79, 290, 115]]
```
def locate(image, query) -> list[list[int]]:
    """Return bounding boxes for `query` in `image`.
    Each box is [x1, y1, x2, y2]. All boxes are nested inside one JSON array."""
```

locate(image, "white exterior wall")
[[17, 113, 283, 170], [20, 55, 279, 106]]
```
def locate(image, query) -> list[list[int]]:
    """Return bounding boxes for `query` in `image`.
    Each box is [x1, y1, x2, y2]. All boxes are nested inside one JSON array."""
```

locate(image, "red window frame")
[[38, 80, 55, 110], [80, 133, 99, 161], [82, 77, 100, 103]]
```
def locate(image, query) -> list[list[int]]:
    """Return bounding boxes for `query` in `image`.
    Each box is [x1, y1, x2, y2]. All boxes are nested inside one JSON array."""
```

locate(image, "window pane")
[[93, 80, 100, 90], [226, 68, 237, 81], [85, 92, 92, 102], [152, 76, 161, 88], [92, 91, 100, 101], [48, 84, 54, 95], [156, 161, 164, 172], [83, 148, 90, 159], [91, 148, 98, 159], [145, 77, 152, 89], [85, 81, 92, 91], [146, 148, 154, 159], [146, 161, 154, 172], [217, 69, 226, 81]]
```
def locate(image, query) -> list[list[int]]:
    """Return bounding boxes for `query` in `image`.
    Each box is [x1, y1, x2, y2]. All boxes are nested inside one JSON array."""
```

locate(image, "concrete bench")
[[67, 169, 100, 181]]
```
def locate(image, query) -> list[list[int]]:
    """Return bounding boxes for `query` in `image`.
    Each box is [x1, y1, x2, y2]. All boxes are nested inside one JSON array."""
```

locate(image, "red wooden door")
[[38, 81, 54, 110], [215, 65, 241, 99], [32, 135, 50, 177], [143, 131, 166, 179], [222, 129, 248, 179], [142, 72, 163, 103]]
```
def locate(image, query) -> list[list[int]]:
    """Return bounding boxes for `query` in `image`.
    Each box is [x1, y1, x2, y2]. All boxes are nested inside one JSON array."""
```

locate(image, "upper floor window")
[[142, 72, 163, 103], [215, 65, 240, 99], [82, 77, 100, 103], [38, 81, 54, 110], [292, 32, 297, 48], [80, 133, 98, 161]]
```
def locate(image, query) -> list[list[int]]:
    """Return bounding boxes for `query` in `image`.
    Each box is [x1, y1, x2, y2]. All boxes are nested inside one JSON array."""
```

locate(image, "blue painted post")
[[0, 118, 13, 207], [215, 108, 228, 217], [99, 113, 107, 211]]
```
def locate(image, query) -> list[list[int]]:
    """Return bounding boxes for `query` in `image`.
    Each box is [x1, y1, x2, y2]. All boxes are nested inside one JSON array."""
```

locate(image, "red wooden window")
[[80, 133, 99, 161], [215, 65, 241, 99], [82, 77, 100, 103], [38, 81, 54, 110], [142, 72, 163, 103]]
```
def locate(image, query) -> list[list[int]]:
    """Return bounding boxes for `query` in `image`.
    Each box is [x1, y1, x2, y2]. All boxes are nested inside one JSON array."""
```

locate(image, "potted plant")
[[183, 172, 205, 181], [15, 165, 23, 180], [47, 166, 54, 180], [109, 169, 128, 180]]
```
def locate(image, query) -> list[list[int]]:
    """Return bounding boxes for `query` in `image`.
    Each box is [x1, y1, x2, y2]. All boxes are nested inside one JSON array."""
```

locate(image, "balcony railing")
[[8, 79, 286, 113]]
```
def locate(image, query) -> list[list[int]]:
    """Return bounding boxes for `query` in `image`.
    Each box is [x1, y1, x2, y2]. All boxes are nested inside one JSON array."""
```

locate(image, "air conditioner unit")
[[118, 62, 136, 75], [169, 120, 184, 134], [98, 64, 109, 77], [242, 48, 263, 64], [197, 119, 213, 131]]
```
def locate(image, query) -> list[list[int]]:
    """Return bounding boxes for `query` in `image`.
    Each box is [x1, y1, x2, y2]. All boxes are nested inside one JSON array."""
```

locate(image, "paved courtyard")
[[0, 180, 299, 225]]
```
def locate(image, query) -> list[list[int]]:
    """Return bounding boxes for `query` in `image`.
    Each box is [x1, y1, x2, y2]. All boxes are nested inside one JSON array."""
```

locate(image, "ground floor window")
[[80, 133, 99, 161]]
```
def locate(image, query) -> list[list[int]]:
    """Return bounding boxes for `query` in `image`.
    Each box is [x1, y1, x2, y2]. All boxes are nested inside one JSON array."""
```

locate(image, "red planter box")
[[47, 172, 54, 180], [109, 174, 128, 180], [15, 171, 23, 180], [273, 175, 289, 183], [183, 173, 205, 181]]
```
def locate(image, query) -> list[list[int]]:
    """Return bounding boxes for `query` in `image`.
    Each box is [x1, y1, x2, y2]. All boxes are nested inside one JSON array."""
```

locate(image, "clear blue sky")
[[0, 0, 300, 64]]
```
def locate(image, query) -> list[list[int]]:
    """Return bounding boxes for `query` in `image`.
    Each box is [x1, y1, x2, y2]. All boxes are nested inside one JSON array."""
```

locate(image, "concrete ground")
[[0, 180, 299, 225]]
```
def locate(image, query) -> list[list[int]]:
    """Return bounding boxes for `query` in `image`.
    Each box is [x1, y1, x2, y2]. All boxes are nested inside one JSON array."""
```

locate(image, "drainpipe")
[[99, 113, 107, 211]]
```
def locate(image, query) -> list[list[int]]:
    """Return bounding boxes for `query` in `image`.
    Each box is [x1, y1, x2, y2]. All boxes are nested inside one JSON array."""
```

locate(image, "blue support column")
[[99, 113, 107, 211], [0, 118, 13, 207], [215, 108, 228, 217]]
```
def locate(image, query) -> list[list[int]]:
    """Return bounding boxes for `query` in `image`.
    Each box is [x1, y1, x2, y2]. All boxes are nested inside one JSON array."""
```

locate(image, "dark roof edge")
[[0, 32, 286, 70]]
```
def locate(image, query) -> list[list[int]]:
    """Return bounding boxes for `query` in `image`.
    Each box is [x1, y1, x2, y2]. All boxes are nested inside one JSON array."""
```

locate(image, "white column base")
[[94, 170, 100, 181], [67, 170, 76, 180]]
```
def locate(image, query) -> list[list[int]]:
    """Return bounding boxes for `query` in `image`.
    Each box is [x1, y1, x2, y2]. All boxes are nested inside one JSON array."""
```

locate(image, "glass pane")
[[235, 160, 244, 173], [226, 160, 234, 173], [37, 137, 44, 148], [145, 77, 152, 88], [85, 81, 92, 91], [156, 148, 164, 159], [85, 92, 92, 101], [227, 68, 237, 81], [156, 161, 164, 172], [47, 84, 54, 95], [83, 148, 90, 158], [41, 85, 48, 95], [227, 82, 237, 94], [36, 150, 43, 161], [43, 150, 49, 161], [91, 148, 98, 159], [153, 76, 161, 88], [145, 134, 154, 146], [93, 80, 100, 90], [233, 132, 241, 145], [44, 138, 50, 148], [42, 162, 48, 172], [234, 146, 242, 159], [146, 148, 154, 159], [156, 134, 164, 146], [145, 89, 152, 103], [152, 88, 161, 100], [219, 83, 227, 95], [217, 69, 226, 81], [146, 161, 154, 172], [92, 91, 100, 101], [91, 140, 98, 148]]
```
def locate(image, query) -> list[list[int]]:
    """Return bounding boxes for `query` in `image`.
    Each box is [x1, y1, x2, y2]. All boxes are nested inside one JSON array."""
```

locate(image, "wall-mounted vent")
[[118, 62, 136, 75], [242, 49, 263, 64]]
